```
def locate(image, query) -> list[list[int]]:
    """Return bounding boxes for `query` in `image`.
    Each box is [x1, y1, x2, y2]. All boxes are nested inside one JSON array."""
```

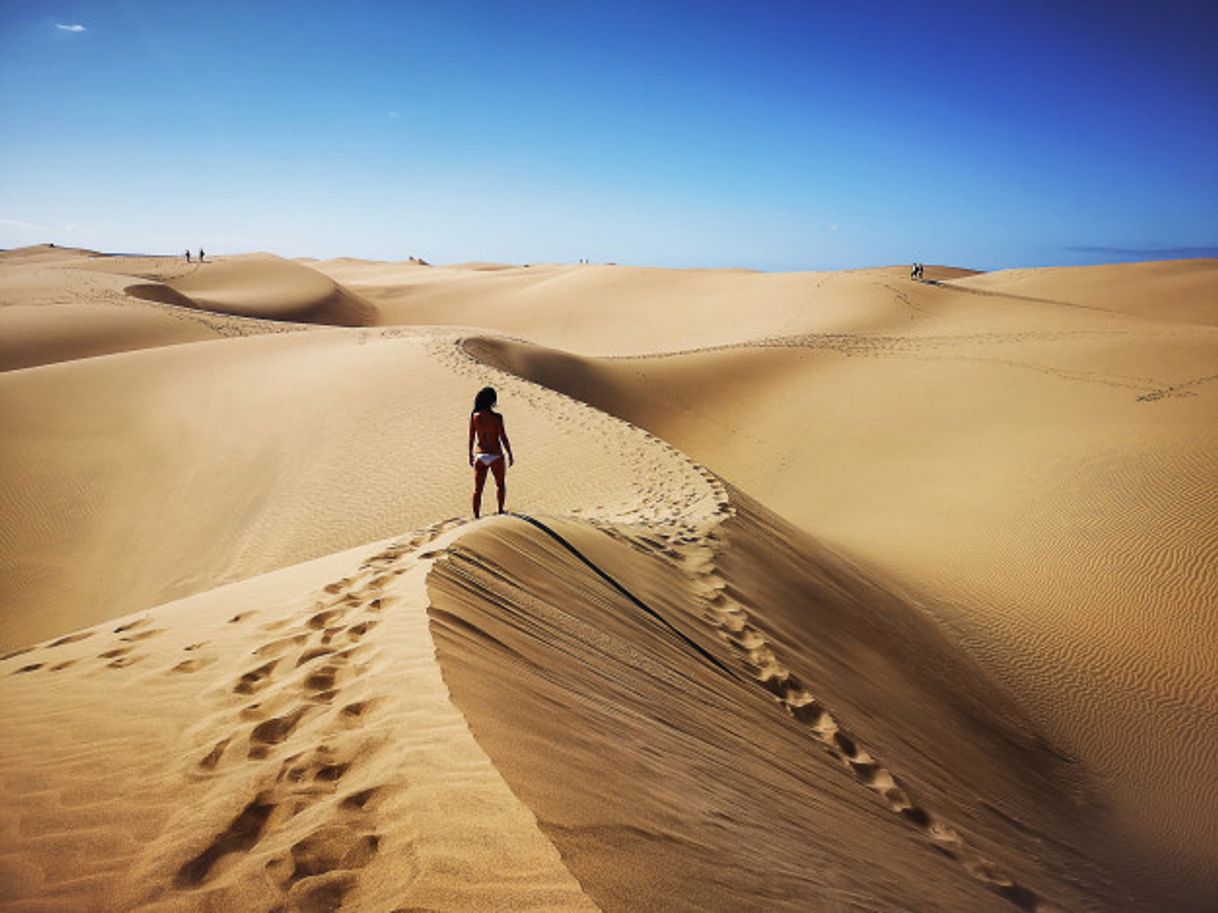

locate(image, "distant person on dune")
[[185, 249, 191, 263], [469, 386, 514, 518], [198, 248, 205, 263]]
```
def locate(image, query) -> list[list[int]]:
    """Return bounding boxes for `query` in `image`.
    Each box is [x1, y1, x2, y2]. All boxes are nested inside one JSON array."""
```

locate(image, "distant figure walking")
[[468, 386, 514, 518], [185, 249, 192, 263], [198, 247, 205, 263], [916, 262, 924, 280], [910, 262, 917, 279]]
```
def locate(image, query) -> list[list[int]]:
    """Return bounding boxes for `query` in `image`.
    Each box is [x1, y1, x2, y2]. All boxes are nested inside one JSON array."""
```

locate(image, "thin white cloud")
[[56, 23, 86, 32], [828, 223, 840, 232], [388, 111, 400, 119], [0, 218, 39, 229]]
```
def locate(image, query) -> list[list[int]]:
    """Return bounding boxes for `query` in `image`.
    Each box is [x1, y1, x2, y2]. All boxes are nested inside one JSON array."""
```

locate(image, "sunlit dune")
[[124, 253, 377, 326], [1, 250, 1214, 912]]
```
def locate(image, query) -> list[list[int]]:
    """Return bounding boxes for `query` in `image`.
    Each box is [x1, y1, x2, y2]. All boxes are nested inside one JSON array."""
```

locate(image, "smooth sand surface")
[[1, 247, 1214, 912]]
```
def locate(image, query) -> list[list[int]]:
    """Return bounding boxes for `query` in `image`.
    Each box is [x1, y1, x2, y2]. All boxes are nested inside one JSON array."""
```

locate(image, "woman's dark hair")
[[473, 386, 497, 413]]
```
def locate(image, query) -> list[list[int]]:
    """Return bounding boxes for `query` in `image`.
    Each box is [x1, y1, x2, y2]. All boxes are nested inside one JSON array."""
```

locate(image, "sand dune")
[[125, 254, 377, 326], [312, 259, 1151, 355], [0, 244, 103, 263], [0, 246, 311, 371], [429, 503, 1129, 912], [1, 252, 1215, 912], [464, 284, 1218, 904]]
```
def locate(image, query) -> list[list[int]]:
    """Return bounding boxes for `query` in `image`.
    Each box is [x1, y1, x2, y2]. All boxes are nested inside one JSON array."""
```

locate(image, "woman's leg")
[[472, 460, 489, 518], [490, 457, 507, 514]]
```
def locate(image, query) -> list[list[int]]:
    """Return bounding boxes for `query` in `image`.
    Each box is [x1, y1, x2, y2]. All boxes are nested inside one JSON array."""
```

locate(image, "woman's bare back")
[[471, 410, 504, 455]]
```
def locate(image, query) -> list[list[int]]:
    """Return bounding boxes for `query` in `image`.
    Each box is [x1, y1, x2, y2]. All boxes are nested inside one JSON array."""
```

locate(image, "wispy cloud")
[[388, 111, 400, 119], [56, 23, 86, 32], [1066, 245, 1218, 259], [0, 218, 39, 229]]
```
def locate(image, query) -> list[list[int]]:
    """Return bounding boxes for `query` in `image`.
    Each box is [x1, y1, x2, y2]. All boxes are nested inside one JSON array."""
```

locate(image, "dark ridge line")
[[507, 512, 742, 683]]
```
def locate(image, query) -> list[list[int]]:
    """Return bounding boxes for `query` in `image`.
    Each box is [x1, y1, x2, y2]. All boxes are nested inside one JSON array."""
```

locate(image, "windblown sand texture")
[[1, 245, 1215, 912]]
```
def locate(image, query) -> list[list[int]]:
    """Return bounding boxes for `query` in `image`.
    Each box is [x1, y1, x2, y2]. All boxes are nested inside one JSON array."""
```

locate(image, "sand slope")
[[946, 258, 1218, 326], [428, 504, 1130, 912], [0, 523, 598, 912]]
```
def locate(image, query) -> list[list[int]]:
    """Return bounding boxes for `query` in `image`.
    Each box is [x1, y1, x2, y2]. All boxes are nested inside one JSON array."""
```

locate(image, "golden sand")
[[2, 245, 1214, 911]]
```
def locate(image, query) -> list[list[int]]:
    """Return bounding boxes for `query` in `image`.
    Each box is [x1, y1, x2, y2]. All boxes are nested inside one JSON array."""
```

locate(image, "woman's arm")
[[500, 418, 514, 466], [468, 415, 476, 466]]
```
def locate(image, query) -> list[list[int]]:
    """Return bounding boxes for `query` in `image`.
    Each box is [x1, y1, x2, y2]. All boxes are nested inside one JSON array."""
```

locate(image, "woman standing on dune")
[[469, 386, 514, 518]]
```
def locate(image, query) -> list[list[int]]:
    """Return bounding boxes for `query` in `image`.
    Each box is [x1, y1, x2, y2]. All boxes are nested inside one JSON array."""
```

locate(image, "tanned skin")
[[469, 410, 514, 517]]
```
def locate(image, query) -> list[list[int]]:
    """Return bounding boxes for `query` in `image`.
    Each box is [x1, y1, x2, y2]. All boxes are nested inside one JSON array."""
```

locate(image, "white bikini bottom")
[[475, 453, 501, 466]]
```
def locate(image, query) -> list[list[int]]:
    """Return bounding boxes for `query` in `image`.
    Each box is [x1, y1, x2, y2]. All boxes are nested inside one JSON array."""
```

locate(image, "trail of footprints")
[[612, 527, 1058, 913], [176, 519, 459, 911], [3, 617, 174, 676]]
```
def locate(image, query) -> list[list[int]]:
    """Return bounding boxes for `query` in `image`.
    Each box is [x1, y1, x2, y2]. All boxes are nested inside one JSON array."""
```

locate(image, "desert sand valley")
[[1, 245, 1215, 912]]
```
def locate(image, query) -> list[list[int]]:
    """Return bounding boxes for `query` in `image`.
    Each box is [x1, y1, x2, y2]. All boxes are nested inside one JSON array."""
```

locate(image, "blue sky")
[[1, 1, 1215, 270]]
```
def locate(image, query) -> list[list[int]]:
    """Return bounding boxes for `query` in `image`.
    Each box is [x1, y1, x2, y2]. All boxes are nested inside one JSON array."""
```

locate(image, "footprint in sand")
[[296, 647, 336, 667], [319, 625, 348, 646], [302, 664, 348, 696], [47, 630, 95, 648], [256, 633, 309, 658], [343, 620, 378, 643], [172, 657, 216, 674], [248, 706, 311, 759], [340, 786, 385, 813], [174, 793, 278, 886], [280, 825, 380, 881], [234, 659, 279, 695], [336, 698, 383, 730], [308, 608, 348, 630], [198, 736, 233, 771], [120, 627, 165, 643], [106, 654, 144, 669]]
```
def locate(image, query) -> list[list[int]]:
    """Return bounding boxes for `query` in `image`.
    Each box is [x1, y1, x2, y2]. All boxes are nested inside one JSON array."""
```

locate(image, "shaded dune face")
[[426, 507, 1150, 913], [125, 255, 377, 326]]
